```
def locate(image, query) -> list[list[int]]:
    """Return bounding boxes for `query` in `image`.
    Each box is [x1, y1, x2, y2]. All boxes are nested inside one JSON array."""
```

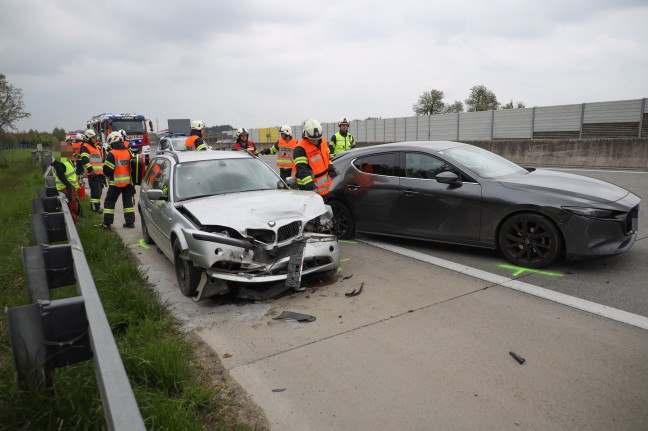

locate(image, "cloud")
[[1, 0, 647, 132]]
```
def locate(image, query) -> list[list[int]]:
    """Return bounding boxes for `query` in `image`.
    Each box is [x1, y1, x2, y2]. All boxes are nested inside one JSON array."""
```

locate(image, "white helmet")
[[338, 117, 350, 127], [107, 131, 122, 146], [303, 119, 323, 141], [191, 120, 205, 131], [75, 133, 83, 141], [236, 127, 249, 138], [279, 125, 292, 136], [119, 129, 127, 139], [84, 129, 97, 140]]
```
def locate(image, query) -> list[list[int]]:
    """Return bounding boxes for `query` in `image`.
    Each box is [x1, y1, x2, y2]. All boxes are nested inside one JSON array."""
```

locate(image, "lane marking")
[[361, 239, 648, 331]]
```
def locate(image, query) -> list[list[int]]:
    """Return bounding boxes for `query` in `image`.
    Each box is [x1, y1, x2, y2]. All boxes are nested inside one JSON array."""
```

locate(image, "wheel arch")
[[494, 207, 567, 255]]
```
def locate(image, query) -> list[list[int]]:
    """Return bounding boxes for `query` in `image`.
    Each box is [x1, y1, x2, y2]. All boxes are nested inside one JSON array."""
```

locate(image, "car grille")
[[278, 221, 301, 242]]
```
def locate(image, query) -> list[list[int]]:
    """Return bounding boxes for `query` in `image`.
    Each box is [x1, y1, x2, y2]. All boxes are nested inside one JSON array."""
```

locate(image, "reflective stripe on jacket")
[[109, 149, 133, 187], [82, 143, 104, 175]]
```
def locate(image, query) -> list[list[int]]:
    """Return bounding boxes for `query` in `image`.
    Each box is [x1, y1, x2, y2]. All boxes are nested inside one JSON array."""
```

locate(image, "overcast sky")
[[2, 0, 647, 133]]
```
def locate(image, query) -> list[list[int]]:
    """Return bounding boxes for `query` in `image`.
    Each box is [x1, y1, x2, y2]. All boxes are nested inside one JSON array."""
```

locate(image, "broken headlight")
[[304, 213, 334, 233]]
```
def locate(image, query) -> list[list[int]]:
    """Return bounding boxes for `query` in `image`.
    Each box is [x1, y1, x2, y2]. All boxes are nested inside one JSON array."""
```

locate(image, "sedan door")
[[342, 152, 404, 234], [141, 159, 175, 257], [401, 152, 482, 241]]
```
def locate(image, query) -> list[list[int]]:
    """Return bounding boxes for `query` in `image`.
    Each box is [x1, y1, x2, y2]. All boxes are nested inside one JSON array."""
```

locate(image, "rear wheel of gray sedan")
[[498, 213, 563, 268], [329, 200, 355, 240], [174, 238, 201, 296], [140, 213, 154, 245]]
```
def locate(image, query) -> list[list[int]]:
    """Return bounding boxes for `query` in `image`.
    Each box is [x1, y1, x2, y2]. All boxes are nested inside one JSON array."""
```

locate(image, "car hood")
[[499, 169, 629, 204], [178, 190, 329, 229]]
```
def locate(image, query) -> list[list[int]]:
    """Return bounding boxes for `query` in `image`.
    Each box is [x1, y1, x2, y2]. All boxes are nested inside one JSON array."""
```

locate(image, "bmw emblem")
[[268, 221, 276, 227]]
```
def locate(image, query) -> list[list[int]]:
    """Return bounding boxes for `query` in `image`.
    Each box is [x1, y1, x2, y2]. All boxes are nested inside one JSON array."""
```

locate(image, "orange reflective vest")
[[295, 138, 332, 196], [111, 149, 133, 187], [148, 163, 162, 185], [85, 144, 104, 175], [185, 135, 198, 150], [276, 137, 297, 173]]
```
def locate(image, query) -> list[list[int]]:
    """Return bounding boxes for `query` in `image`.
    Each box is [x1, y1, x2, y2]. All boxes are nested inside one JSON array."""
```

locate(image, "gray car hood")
[[499, 169, 629, 204], [178, 189, 329, 229]]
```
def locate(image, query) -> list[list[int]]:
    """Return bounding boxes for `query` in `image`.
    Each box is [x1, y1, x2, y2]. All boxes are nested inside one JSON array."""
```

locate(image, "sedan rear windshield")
[[175, 158, 285, 200], [443, 145, 527, 179]]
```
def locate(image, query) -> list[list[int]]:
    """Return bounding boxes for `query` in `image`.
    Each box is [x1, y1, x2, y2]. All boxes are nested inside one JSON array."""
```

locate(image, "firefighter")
[[259, 125, 297, 180], [233, 127, 257, 154], [51, 154, 81, 224], [99, 131, 136, 230], [328, 117, 355, 157], [80, 129, 106, 212], [73, 133, 84, 175], [294, 118, 337, 196], [185, 120, 208, 151]]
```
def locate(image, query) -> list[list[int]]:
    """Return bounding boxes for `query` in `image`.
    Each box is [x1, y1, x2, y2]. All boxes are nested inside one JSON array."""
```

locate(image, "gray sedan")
[[139, 150, 340, 300], [328, 141, 640, 268]]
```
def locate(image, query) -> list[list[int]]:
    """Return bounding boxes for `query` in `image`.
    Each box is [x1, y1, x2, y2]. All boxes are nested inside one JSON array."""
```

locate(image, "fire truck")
[[87, 113, 153, 156]]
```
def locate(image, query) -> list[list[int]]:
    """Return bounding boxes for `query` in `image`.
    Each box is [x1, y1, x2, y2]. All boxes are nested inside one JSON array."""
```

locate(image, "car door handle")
[[402, 189, 420, 196], [346, 184, 361, 191]]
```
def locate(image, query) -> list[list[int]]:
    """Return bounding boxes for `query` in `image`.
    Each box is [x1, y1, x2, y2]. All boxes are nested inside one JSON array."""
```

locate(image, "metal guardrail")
[[6, 168, 145, 430]]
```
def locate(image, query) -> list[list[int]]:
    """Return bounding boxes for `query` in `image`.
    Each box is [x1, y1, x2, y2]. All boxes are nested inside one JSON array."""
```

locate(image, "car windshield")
[[110, 119, 146, 134], [443, 145, 527, 179], [175, 157, 285, 200], [169, 137, 187, 150]]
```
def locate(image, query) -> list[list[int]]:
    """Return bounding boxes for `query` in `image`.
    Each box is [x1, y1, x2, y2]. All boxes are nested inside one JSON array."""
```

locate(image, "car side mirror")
[[145, 189, 167, 200], [436, 171, 462, 185], [285, 177, 297, 189]]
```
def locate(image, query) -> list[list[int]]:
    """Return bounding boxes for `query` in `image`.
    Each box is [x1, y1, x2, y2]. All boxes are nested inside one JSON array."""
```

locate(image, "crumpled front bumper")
[[182, 230, 340, 284]]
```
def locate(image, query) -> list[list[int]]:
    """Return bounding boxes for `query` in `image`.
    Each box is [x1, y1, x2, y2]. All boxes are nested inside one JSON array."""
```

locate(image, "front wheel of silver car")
[[140, 212, 154, 245], [174, 238, 201, 296], [498, 213, 563, 269]]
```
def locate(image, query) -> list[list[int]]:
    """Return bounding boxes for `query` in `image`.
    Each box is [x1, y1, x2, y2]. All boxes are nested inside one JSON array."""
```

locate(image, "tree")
[[52, 127, 66, 141], [464, 85, 500, 112], [0, 74, 31, 130], [413, 89, 446, 115], [501, 100, 526, 110], [444, 101, 464, 114]]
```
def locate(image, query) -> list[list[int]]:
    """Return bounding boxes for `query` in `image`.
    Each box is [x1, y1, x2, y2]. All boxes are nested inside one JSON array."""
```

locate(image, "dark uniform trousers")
[[88, 175, 104, 212], [102, 184, 136, 225]]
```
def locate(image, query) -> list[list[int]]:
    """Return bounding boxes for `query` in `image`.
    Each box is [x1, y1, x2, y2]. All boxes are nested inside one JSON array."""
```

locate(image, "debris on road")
[[223, 353, 232, 358], [272, 311, 316, 322], [272, 388, 286, 392], [509, 351, 526, 364], [345, 282, 364, 297], [340, 274, 353, 282]]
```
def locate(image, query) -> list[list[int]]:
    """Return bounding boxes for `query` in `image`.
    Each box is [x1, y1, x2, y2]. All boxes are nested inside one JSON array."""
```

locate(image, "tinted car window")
[[352, 153, 399, 176], [405, 153, 450, 179]]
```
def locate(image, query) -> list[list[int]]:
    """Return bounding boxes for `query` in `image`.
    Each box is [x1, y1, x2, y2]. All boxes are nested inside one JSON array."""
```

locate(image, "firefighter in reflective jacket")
[[185, 120, 208, 151], [329, 117, 355, 157], [100, 132, 136, 230], [233, 127, 257, 154], [51, 154, 81, 224], [259, 125, 297, 180], [293, 118, 337, 196], [80, 129, 106, 212]]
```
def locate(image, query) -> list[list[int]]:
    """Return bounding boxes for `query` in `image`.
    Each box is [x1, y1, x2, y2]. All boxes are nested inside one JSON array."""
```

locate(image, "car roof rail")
[[158, 149, 179, 164]]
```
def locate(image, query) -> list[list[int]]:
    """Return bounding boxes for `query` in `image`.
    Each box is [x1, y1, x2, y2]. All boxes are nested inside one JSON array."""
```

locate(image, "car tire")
[[329, 200, 355, 240], [140, 213, 154, 245], [173, 238, 201, 296], [498, 213, 563, 268]]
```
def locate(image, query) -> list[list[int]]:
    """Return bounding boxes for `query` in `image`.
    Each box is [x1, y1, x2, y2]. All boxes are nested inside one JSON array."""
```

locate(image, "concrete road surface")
[[101, 190, 648, 431]]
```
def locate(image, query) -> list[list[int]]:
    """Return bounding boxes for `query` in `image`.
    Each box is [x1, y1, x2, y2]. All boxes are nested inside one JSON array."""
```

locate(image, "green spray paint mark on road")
[[129, 239, 150, 250], [340, 258, 351, 262], [338, 240, 357, 244], [498, 264, 563, 278]]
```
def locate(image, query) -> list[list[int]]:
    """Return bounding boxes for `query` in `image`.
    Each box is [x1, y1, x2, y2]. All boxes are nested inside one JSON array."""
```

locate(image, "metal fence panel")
[[430, 113, 459, 140], [459, 111, 492, 140], [395, 117, 407, 141], [534, 104, 582, 132], [374, 118, 385, 142], [494, 108, 534, 139], [584, 99, 643, 123], [385, 118, 396, 142], [415, 115, 430, 141], [405, 116, 417, 141]]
